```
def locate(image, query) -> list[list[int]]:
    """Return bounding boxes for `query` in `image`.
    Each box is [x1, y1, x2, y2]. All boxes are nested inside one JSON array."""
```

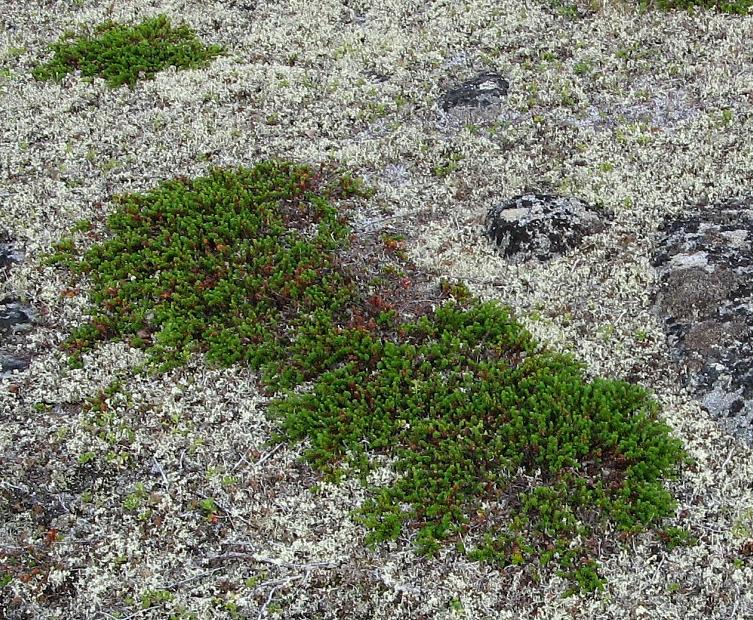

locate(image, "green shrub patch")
[[273, 300, 686, 591], [56, 161, 377, 390], [50, 160, 688, 593], [32, 14, 224, 88]]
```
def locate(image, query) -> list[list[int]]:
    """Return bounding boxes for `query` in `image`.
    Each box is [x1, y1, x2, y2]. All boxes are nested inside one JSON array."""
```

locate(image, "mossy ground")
[[32, 14, 224, 88], [47, 160, 689, 594]]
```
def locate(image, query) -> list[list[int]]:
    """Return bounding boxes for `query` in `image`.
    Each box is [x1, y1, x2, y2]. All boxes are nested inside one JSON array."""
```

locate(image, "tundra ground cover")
[[45, 159, 688, 594], [2, 1, 753, 618]]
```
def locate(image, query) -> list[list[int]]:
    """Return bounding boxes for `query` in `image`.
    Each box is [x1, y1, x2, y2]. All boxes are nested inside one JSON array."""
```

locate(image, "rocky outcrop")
[[653, 197, 753, 444], [485, 193, 610, 263]]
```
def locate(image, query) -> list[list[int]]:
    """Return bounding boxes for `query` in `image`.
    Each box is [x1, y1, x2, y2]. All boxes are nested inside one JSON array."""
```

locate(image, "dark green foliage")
[[44, 236, 79, 268], [51, 160, 687, 594], [32, 15, 224, 88], [563, 561, 605, 597], [658, 526, 698, 550], [60, 161, 372, 387], [273, 300, 686, 588]]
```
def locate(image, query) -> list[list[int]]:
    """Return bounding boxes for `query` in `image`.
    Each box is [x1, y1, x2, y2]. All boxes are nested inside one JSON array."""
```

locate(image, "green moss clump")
[[52, 160, 688, 593], [32, 14, 224, 88]]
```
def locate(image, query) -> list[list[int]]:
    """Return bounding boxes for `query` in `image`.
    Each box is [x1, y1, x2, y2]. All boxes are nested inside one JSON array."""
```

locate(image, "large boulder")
[[485, 193, 610, 263], [652, 197, 753, 444]]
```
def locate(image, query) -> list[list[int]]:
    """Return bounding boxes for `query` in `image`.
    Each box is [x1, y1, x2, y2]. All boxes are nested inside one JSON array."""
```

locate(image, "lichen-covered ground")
[[2, 1, 753, 618]]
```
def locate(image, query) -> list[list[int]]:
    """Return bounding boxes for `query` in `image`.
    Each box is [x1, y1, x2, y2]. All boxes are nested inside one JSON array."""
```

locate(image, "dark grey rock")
[[0, 235, 23, 273], [652, 196, 753, 444], [1, 353, 30, 377], [485, 193, 609, 263], [0, 235, 33, 378], [437, 73, 509, 127], [0, 244, 13, 272], [363, 68, 390, 83], [440, 72, 509, 111], [0, 298, 32, 335], [0, 299, 34, 377]]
